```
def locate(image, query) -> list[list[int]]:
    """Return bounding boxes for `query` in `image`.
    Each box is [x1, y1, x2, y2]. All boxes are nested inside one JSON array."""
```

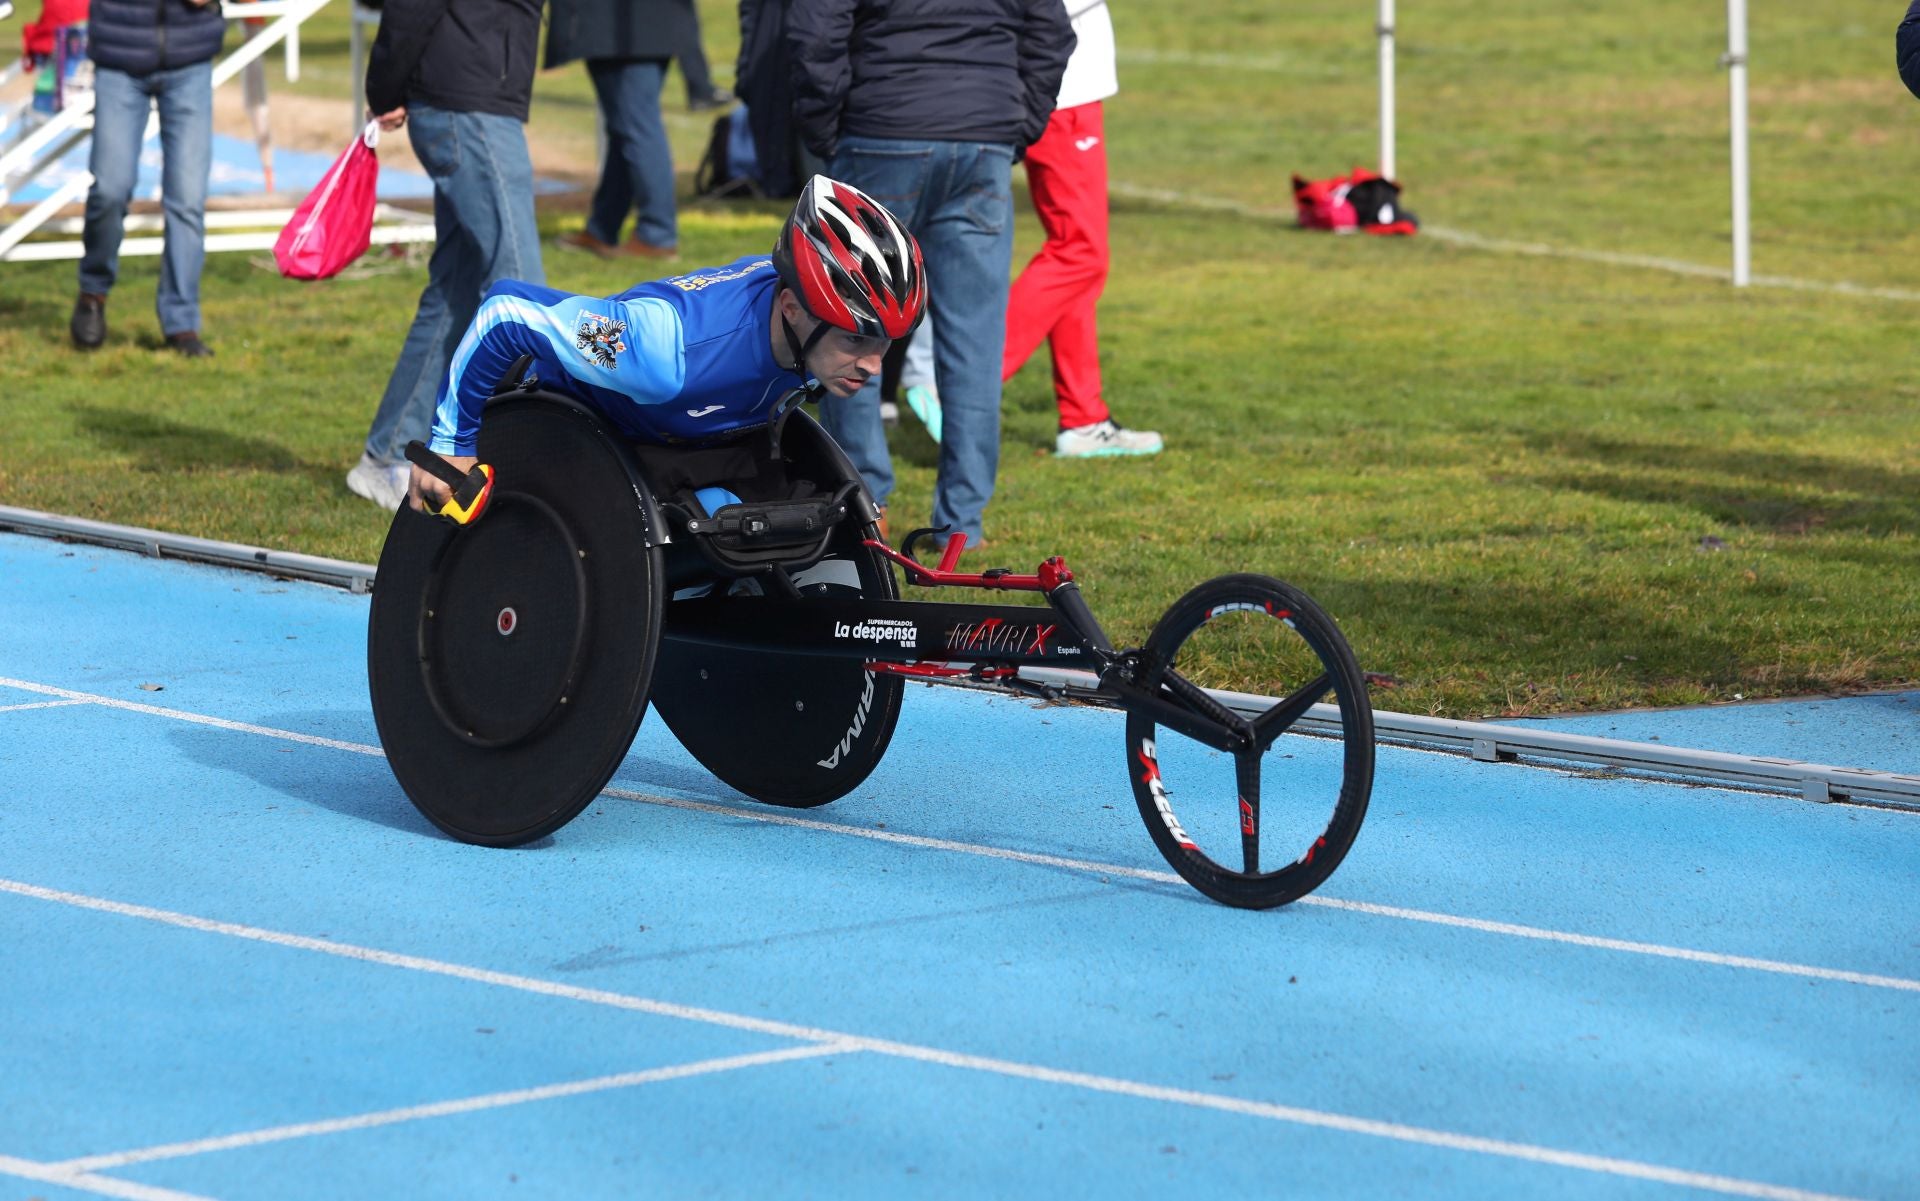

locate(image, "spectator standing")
[[1004, 0, 1159, 456], [900, 1, 1159, 458], [676, 4, 730, 111], [70, 0, 226, 358], [786, 0, 1074, 546], [550, 0, 690, 261], [1898, 2, 1920, 98], [734, 0, 819, 198], [345, 0, 546, 511]]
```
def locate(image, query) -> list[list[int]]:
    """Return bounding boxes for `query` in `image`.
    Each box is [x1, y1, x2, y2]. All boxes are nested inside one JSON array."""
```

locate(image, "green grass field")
[[3, 0, 1916, 717]]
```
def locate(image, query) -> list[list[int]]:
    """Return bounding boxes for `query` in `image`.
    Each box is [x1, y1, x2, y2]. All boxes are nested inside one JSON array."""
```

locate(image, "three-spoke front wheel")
[[1124, 574, 1374, 909]]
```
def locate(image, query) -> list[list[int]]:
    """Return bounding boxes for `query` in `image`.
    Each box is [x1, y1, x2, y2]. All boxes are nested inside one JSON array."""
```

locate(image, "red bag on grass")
[[1292, 167, 1419, 236], [274, 121, 380, 280]]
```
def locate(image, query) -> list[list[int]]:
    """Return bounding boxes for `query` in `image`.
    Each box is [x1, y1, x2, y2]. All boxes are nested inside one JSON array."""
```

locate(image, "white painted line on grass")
[[0, 698, 90, 713], [9, 674, 1917, 995], [0, 1154, 220, 1201], [1106, 181, 1920, 303], [53, 1043, 860, 1173], [1116, 48, 1343, 76], [0, 878, 1871, 1201]]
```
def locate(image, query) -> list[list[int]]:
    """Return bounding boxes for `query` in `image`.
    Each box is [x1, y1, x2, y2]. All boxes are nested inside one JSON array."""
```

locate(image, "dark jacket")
[[785, 0, 1075, 160], [87, 0, 226, 76], [1900, 1, 1920, 99], [545, 0, 695, 69], [365, 0, 544, 121], [736, 0, 801, 196]]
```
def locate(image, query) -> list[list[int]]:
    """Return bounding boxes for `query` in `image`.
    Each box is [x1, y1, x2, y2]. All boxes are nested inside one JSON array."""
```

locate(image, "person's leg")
[[901, 315, 936, 388], [362, 105, 474, 472], [821, 136, 936, 516], [446, 110, 546, 294], [152, 60, 214, 339], [591, 58, 677, 251], [1003, 102, 1110, 428], [582, 60, 634, 245], [899, 312, 941, 441], [76, 67, 149, 309], [922, 141, 1015, 543], [427, 110, 546, 412], [675, 11, 719, 105]]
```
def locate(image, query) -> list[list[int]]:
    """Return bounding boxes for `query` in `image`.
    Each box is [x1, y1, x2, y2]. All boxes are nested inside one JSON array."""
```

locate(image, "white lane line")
[[1105, 181, 1920, 303], [53, 1043, 859, 1173], [1302, 896, 1920, 992], [0, 877, 856, 1043], [0, 1155, 220, 1201], [0, 698, 91, 713], [830, 1041, 1863, 1201], [0, 878, 1871, 1201], [614, 790, 1920, 995], [0, 677, 383, 757], [7, 674, 1917, 995]]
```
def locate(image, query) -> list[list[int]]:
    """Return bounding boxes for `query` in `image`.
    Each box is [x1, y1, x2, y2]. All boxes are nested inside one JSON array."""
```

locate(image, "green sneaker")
[[903, 384, 943, 443]]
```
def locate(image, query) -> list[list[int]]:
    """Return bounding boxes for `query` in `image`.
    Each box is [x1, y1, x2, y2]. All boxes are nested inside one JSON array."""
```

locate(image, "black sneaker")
[[70, 292, 106, 349], [688, 90, 732, 112], [166, 331, 214, 359]]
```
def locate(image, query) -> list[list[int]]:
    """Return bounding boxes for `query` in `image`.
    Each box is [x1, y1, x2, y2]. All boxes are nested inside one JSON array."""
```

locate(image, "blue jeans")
[[823, 136, 1015, 541], [79, 62, 213, 336], [586, 58, 677, 250], [364, 105, 544, 464]]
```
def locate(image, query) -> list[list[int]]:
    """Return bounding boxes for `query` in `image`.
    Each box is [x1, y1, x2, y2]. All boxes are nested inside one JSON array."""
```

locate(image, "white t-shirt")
[[1056, 1, 1118, 110]]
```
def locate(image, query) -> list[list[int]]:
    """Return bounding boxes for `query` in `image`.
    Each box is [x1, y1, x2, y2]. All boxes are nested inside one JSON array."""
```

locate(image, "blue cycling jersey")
[[428, 254, 810, 456]]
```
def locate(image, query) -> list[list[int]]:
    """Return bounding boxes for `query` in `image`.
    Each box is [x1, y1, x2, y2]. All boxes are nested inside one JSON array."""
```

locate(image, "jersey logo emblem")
[[686, 405, 724, 417], [574, 313, 628, 369], [1074, 135, 1101, 152]]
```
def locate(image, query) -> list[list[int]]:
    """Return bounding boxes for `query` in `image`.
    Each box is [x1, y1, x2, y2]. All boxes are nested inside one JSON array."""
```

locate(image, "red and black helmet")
[[773, 175, 927, 340]]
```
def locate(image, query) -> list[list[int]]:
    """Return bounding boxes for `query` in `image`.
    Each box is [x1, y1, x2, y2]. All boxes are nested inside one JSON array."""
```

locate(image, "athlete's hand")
[[409, 455, 477, 513]]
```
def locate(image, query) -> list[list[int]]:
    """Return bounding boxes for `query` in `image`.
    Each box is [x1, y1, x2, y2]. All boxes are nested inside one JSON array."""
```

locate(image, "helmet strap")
[[780, 312, 833, 379]]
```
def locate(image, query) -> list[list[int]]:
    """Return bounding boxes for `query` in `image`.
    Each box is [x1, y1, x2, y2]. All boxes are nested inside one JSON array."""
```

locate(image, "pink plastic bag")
[[274, 121, 380, 280]]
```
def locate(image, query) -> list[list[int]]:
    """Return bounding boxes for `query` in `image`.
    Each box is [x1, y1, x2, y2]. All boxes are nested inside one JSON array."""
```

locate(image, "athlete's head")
[[775, 175, 926, 339], [771, 175, 926, 397]]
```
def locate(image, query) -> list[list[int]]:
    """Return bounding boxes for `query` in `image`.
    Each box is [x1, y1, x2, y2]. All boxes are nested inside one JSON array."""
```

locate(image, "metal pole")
[[1726, 0, 1750, 286], [350, 3, 370, 141], [1378, 0, 1396, 179]]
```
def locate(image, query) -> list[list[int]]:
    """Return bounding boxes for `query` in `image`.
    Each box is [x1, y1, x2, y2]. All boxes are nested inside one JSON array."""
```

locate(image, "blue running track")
[[1, 532, 1915, 1201]]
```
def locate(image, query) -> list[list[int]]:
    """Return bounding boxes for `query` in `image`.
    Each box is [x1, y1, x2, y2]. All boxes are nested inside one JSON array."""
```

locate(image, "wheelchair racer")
[[407, 175, 927, 518]]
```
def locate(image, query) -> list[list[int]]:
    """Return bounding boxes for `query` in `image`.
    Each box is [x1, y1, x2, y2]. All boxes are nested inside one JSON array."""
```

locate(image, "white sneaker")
[[1055, 419, 1164, 458], [880, 400, 900, 425], [346, 452, 411, 511]]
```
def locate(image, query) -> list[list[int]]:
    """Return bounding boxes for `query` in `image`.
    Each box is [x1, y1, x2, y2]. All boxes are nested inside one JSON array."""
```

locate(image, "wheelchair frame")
[[372, 387, 1376, 909]]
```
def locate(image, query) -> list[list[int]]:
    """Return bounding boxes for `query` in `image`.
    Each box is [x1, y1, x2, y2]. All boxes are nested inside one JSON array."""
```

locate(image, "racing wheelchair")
[[368, 374, 1375, 909]]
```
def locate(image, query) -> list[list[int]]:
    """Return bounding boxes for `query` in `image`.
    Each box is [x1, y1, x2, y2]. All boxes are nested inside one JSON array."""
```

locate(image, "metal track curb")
[[4, 505, 1914, 812]]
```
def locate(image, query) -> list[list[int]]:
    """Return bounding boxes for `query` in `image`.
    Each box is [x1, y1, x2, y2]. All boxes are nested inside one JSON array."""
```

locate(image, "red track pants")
[[1002, 101, 1109, 429]]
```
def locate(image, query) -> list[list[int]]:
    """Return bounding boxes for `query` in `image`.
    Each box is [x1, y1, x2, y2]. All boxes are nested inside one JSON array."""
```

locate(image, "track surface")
[[2, 533, 1915, 1201]]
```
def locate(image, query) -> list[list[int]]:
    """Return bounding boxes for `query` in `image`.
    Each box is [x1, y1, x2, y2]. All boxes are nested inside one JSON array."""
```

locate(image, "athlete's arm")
[[426, 280, 689, 457]]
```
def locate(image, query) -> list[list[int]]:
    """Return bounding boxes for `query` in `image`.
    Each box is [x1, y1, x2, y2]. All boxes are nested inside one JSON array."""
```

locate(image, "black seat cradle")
[[626, 404, 876, 595], [629, 396, 907, 813], [366, 381, 907, 855]]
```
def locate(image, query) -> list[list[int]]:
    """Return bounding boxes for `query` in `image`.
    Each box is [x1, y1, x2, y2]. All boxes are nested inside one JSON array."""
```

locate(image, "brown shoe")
[[623, 238, 677, 260], [557, 229, 621, 260]]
